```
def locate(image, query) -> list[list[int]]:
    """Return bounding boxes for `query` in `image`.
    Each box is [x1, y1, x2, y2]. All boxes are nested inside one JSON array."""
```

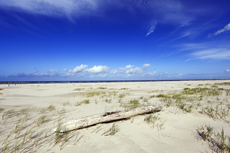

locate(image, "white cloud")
[[214, 23, 230, 35], [5, 64, 173, 80], [111, 65, 134, 74], [86, 65, 109, 74], [226, 69, 230, 72], [125, 65, 134, 69], [70, 64, 88, 73], [126, 67, 142, 74], [126, 64, 150, 74], [143, 64, 150, 68]]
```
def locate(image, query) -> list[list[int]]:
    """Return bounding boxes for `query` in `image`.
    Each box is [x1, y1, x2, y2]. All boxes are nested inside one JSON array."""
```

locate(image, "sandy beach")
[[0, 80, 230, 153]]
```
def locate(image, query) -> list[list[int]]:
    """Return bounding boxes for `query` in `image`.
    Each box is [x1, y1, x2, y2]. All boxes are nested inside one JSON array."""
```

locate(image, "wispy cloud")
[[208, 23, 230, 37], [226, 69, 230, 72], [0, 0, 219, 27], [214, 23, 230, 35], [146, 22, 157, 36], [191, 48, 230, 60], [180, 42, 230, 60], [0, 0, 98, 20]]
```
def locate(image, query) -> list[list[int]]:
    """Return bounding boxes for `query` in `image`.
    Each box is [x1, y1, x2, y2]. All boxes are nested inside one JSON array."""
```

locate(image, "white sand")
[[0, 80, 230, 152]]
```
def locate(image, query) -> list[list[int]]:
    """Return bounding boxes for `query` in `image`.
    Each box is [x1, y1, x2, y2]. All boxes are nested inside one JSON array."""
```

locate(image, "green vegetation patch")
[[0, 107, 4, 113], [86, 92, 106, 97], [120, 88, 130, 90], [73, 88, 85, 91], [75, 99, 90, 106], [120, 99, 141, 109], [214, 82, 230, 86], [47, 105, 56, 111], [182, 88, 221, 96], [97, 87, 107, 90], [156, 94, 170, 98]]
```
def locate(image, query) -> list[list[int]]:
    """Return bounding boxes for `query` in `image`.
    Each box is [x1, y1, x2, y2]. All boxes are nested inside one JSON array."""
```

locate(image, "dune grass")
[[73, 88, 85, 91], [97, 87, 107, 90], [75, 99, 90, 106], [102, 123, 119, 136], [197, 125, 230, 152], [120, 99, 141, 109], [85, 92, 106, 97]]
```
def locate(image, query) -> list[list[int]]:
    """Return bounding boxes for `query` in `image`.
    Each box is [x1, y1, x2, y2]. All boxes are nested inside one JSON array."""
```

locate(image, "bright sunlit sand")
[[0, 80, 230, 153]]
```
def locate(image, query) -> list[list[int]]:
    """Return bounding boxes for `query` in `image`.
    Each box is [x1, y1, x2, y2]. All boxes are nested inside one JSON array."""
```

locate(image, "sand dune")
[[0, 80, 230, 152]]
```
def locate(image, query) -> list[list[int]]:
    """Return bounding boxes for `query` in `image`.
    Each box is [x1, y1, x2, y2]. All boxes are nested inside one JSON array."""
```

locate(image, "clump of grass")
[[119, 93, 125, 99], [108, 91, 117, 96], [105, 98, 111, 103], [2, 109, 16, 120], [212, 85, 218, 88], [0, 107, 4, 113], [37, 115, 49, 126], [149, 95, 155, 98], [102, 123, 119, 136], [198, 84, 204, 86], [128, 99, 140, 109], [143, 98, 148, 102], [47, 105, 56, 111], [73, 88, 85, 91], [63, 102, 71, 106], [177, 103, 193, 113], [55, 122, 64, 143], [0, 93, 3, 95], [144, 114, 159, 124], [0, 88, 3, 90], [216, 127, 230, 152], [75, 99, 90, 106], [144, 114, 164, 130], [156, 94, 169, 98], [98, 87, 107, 90], [200, 106, 229, 120], [120, 88, 129, 90], [120, 99, 140, 109], [197, 124, 213, 141], [86, 92, 105, 97], [197, 126, 230, 152]]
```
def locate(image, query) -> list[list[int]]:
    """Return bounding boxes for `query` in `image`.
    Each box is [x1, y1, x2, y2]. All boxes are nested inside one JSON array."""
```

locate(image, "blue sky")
[[0, 0, 230, 81]]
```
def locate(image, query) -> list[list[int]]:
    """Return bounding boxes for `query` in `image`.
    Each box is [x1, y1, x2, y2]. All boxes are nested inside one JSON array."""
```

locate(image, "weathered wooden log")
[[56, 105, 161, 132]]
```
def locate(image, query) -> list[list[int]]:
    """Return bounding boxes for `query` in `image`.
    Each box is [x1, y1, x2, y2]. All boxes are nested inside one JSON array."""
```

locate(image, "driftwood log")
[[57, 105, 162, 132]]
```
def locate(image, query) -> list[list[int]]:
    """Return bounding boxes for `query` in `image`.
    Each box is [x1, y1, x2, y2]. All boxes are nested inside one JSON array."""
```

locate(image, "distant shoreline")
[[0, 79, 229, 84]]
